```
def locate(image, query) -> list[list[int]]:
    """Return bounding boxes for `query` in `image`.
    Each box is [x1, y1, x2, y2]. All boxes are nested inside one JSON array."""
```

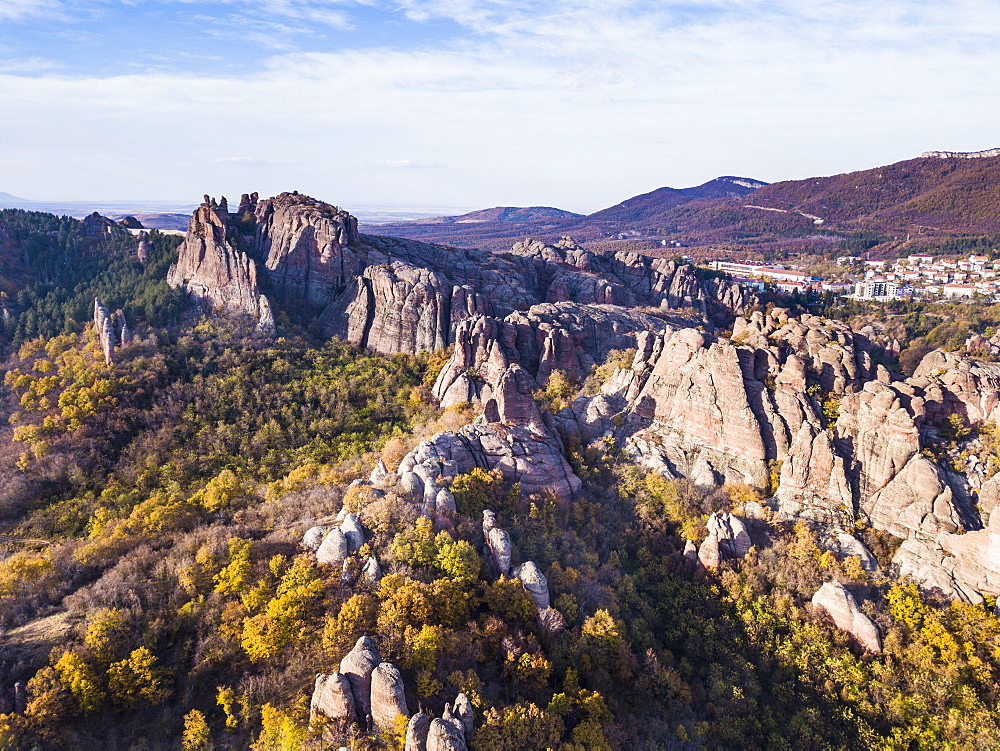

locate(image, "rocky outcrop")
[[93, 298, 116, 365], [82, 212, 124, 237], [866, 454, 963, 539], [317, 528, 348, 566], [370, 662, 409, 731], [894, 510, 1000, 602], [483, 510, 512, 577], [913, 349, 1000, 425], [310, 672, 356, 725], [254, 191, 360, 309], [922, 148, 1000, 159], [400, 365, 582, 501], [433, 303, 670, 408], [513, 561, 550, 609], [167, 198, 274, 331], [811, 581, 881, 653], [339, 636, 380, 726], [174, 192, 751, 358], [302, 526, 326, 551], [620, 328, 773, 488], [697, 512, 752, 569], [321, 261, 483, 355], [405, 712, 431, 751], [505, 237, 754, 318]]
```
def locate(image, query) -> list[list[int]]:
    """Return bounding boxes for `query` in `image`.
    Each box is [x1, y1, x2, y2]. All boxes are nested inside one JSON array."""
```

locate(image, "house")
[[940, 284, 976, 298]]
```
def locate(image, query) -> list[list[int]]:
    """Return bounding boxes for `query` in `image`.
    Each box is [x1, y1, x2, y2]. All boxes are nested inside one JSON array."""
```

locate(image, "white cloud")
[[0, 0, 60, 20], [2, 0, 999, 210]]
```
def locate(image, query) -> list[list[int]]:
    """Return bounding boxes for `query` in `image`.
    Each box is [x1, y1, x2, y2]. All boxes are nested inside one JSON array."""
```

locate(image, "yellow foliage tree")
[[53, 651, 105, 713], [107, 647, 169, 708]]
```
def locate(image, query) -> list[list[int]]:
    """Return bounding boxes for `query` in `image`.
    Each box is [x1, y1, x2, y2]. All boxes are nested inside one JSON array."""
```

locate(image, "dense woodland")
[[0, 213, 997, 749]]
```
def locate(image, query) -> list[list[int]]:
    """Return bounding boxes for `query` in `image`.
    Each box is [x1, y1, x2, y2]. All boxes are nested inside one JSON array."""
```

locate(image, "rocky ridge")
[[169, 191, 1000, 603], [170, 194, 752, 356]]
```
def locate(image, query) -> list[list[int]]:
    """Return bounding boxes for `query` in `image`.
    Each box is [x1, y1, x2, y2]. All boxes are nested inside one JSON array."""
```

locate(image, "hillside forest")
[[0, 209, 997, 750]]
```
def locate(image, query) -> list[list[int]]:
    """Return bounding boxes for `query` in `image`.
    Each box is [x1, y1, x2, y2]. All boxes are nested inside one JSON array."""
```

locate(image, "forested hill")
[[0, 207, 997, 749], [0, 209, 185, 347]]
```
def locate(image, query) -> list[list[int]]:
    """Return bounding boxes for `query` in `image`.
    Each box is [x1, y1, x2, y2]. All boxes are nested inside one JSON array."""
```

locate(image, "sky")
[[2, 0, 1000, 214]]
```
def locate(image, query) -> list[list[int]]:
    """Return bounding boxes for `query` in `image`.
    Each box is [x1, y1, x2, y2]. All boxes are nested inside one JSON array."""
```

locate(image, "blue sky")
[[2, 0, 1000, 213]]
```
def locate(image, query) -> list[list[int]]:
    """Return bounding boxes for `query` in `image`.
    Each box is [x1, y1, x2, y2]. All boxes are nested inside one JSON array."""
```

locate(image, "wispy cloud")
[[2, 0, 999, 210], [0, 0, 61, 20]]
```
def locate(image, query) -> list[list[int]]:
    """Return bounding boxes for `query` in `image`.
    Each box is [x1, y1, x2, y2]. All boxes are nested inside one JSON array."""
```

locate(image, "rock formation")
[[452, 693, 474, 742], [341, 513, 365, 553], [118, 310, 132, 347], [361, 556, 382, 585], [167, 196, 274, 332], [310, 672, 356, 725], [316, 528, 348, 566], [483, 510, 512, 577], [172, 192, 751, 359], [136, 238, 151, 263], [405, 711, 431, 751], [834, 532, 878, 572], [811, 581, 881, 653], [82, 212, 124, 237], [93, 298, 116, 365], [166, 189, 1000, 604], [513, 561, 550, 609], [427, 717, 467, 751], [398, 365, 582, 502], [370, 662, 408, 731], [339, 636, 380, 726], [302, 526, 326, 551]]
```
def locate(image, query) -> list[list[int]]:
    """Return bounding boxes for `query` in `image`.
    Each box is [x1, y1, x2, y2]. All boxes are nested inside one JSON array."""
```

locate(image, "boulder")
[[370, 662, 408, 732], [317, 528, 348, 565], [706, 512, 752, 558], [302, 526, 326, 551], [361, 556, 382, 585], [483, 511, 512, 576], [697, 534, 721, 569], [370, 459, 389, 485], [309, 672, 356, 725], [436, 489, 457, 513], [341, 513, 365, 553], [405, 711, 430, 751], [811, 581, 881, 653], [513, 561, 550, 609], [835, 532, 878, 572], [427, 717, 467, 751], [339, 636, 380, 725]]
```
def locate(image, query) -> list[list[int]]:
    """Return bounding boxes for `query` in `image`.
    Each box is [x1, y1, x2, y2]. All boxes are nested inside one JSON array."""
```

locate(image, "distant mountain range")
[[409, 206, 582, 224], [370, 152, 1000, 252]]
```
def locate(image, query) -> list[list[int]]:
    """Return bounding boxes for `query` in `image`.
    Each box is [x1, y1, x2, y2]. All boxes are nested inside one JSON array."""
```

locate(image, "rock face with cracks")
[[168, 198, 274, 333]]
